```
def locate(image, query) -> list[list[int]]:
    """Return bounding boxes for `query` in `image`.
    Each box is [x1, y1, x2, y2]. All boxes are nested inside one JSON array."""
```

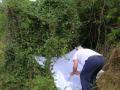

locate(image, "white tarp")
[[35, 49, 104, 90]]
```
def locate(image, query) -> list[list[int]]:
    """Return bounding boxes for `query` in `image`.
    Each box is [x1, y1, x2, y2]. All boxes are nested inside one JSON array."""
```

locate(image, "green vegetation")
[[0, 0, 120, 90]]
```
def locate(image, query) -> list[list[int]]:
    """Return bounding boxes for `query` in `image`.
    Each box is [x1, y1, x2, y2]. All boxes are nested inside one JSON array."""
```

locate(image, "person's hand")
[[75, 71, 80, 75], [70, 71, 80, 76], [69, 71, 80, 80], [70, 72, 75, 80], [70, 72, 75, 76]]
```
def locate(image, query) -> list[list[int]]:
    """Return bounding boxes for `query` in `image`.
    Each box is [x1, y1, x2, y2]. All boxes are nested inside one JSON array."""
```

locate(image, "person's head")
[[75, 45, 83, 50]]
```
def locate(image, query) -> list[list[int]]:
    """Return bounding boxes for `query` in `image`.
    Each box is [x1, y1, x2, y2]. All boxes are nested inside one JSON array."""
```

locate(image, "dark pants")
[[80, 55, 105, 90]]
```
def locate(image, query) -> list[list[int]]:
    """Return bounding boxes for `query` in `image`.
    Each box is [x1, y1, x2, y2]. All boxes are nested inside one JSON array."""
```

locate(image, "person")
[[70, 46, 105, 90]]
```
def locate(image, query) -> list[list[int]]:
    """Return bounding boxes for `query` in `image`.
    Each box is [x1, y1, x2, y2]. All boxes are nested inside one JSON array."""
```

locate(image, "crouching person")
[[71, 46, 105, 90]]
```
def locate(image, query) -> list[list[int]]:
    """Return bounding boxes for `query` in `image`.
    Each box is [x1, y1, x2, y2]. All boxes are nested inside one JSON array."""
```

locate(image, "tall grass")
[[97, 47, 120, 90]]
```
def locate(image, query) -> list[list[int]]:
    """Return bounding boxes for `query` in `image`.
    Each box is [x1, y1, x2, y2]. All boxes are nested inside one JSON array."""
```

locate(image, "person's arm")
[[73, 59, 78, 73], [71, 59, 80, 76], [70, 51, 80, 76]]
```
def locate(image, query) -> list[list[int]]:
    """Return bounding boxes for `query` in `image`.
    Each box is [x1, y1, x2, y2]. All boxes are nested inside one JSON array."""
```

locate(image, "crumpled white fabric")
[[35, 49, 104, 90]]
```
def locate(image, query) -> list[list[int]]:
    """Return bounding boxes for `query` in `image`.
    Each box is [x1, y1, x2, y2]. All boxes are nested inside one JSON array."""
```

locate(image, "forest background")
[[0, 0, 120, 90]]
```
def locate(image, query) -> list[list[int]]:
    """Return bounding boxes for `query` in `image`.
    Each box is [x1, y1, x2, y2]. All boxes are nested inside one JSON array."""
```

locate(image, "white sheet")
[[53, 58, 82, 90], [35, 49, 104, 90]]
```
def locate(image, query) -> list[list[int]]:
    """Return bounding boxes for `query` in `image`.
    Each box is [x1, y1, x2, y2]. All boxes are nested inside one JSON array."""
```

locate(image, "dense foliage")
[[0, 0, 120, 90]]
